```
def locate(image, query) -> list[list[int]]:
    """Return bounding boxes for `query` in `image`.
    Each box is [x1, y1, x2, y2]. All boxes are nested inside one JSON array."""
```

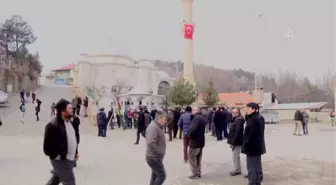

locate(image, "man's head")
[[185, 106, 192, 112], [192, 106, 201, 114], [155, 110, 168, 126], [246, 102, 259, 115], [55, 99, 72, 120], [231, 108, 241, 118]]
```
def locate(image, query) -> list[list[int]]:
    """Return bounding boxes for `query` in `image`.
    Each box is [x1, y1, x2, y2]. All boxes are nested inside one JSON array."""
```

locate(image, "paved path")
[[0, 85, 335, 185]]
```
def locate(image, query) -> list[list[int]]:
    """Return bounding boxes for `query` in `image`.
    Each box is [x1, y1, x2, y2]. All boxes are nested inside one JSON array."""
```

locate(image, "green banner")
[[84, 87, 95, 100]]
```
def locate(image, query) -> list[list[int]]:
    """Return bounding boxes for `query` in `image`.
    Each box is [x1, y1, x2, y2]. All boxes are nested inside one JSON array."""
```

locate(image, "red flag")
[[184, 24, 194, 40]]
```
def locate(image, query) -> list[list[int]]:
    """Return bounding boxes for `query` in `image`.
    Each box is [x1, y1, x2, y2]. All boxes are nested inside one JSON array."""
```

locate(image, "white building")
[[75, 54, 174, 109]]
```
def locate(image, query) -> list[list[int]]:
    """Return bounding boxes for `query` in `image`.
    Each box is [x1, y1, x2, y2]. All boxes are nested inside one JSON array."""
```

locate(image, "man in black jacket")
[[43, 99, 79, 185], [213, 107, 226, 141], [83, 97, 89, 117], [242, 102, 262, 185], [76, 96, 82, 115], [227, 108, 244, 176], [172, 107, 181, 139], [294, 109, 303, 135], [187, 106, 206, 179], [222, 107, 230, 139], [134, 107, 150, 144], [35, 98, 42, 121]]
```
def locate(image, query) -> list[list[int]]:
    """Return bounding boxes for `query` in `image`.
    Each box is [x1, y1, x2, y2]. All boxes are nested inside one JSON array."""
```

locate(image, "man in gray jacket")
[[145, 110, 168, 185]]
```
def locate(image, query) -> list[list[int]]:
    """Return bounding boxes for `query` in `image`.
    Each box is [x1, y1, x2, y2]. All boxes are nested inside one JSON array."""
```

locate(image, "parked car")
[[0, 91, 8, 104]]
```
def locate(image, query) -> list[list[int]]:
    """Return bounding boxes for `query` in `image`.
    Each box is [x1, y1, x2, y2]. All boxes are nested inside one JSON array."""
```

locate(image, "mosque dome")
[[136, 60, 155, 68]]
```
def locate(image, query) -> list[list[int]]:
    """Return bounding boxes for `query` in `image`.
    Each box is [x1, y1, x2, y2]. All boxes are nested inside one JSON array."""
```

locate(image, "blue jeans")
[[98, 124, 107, 137]]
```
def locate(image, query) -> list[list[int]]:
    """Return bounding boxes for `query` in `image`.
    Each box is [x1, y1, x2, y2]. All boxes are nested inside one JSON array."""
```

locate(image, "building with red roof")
[[51, 64, 76, 85], [197, 92, 254, 108], [53, 64, 76, 71]]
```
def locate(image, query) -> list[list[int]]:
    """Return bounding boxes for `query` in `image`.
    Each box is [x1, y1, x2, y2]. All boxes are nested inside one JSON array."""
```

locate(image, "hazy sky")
[[0, 0, 334, 80]]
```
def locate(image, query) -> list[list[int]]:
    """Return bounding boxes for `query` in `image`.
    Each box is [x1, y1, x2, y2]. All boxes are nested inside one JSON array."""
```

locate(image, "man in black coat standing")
[[172, 107, 181, 139], [187, 106, 206, 179], [222, 107, 230, 139], [76, 96, 82, 116], [242, 102, 263, 185], [213, 107, 227, 141], [227, 108, 244, 176]]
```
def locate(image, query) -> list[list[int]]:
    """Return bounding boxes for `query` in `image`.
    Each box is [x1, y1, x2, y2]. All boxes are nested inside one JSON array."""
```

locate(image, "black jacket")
[[227, 116, 244, 146], [77, 97, 82, 105], [150, 109, 157, 120], [83, 98, 88, 107], [188, 113, 206, 148], [173, 110, 181, 126], [258, 113, 266, 155], [72, 116, 81, 144], [137, 111, 145, 128], [213, 110, 227, 127], [223, 110, 231, 125], [43, 116, 80, 160], [241, 113, 263, 156], [35, 99, 42, 112], [294, 110, 303, 121]]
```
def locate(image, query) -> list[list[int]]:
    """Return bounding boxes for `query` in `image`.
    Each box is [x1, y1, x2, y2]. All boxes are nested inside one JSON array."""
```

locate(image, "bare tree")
[[111, 80, 127, 96], [153, 60, 333, 106]]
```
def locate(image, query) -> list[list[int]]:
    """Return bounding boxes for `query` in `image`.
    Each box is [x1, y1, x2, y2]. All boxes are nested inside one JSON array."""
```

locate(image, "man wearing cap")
[[44, 98, 79, 185]]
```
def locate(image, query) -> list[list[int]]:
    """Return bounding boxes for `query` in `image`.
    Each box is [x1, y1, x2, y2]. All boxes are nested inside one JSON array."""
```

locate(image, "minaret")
[[181, 0, 196, 86]]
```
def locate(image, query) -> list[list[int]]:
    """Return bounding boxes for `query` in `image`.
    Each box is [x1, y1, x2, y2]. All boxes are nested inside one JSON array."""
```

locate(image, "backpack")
[[144, 113, 151, 127]]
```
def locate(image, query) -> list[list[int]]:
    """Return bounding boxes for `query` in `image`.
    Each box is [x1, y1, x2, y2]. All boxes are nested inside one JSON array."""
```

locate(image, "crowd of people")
[[39, 93, 335, 185], [19, 89, 41, 123], [6, 88, 334, 185], [42, 95, 268, 185]]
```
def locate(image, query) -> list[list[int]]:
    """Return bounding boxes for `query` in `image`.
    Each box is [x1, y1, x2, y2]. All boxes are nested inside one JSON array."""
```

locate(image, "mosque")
[[72, 53, 175, 109]]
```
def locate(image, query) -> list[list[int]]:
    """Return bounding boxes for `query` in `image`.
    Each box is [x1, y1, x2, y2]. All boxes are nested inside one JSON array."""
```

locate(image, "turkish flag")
[[184, 24, 194, 40]]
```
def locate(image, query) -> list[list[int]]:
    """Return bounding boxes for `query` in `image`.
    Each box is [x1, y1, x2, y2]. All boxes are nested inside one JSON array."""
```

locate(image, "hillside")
[[148, 60, 334, 107]]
